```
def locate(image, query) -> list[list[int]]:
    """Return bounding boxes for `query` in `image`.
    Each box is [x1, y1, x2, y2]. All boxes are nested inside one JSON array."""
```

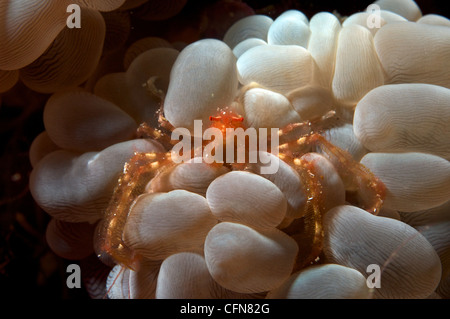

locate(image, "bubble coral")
[[0, 0, 124, 93], [18, 0, 450, 299]]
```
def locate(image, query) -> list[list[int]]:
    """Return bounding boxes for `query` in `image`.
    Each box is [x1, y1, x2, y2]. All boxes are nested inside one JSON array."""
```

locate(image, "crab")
[[95, 94, 386, 274]]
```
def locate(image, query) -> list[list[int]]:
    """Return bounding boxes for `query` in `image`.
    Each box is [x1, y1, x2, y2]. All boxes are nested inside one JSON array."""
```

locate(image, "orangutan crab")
[[95, 93, 386, 275]]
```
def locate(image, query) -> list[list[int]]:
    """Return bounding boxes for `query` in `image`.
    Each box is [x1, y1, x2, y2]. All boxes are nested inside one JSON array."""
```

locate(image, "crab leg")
[[96, 151, 172, 270], [290, 157, 326, 269], [310, 134, 386, 215], [282, 133, 386, 215], [281, 132, 386, 270]]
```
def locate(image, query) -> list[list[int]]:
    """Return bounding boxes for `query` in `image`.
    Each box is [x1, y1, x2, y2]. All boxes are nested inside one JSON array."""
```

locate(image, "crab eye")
[[231, 117, 244, 122], [209, 116, 222, 121]]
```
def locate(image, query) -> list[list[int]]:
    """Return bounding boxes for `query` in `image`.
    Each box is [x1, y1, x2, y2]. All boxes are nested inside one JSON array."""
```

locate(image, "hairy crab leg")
[[283, 133, 386, 214], [281, 132, 386, 270], [137, 122, 175, 150], [310, 134, 386, 215], [290, 157, 326, 270], [96, 151, 173, 270]]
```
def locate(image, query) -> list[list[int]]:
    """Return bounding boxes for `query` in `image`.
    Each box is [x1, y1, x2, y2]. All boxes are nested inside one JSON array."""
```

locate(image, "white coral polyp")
[[28, 0, 450, 299]]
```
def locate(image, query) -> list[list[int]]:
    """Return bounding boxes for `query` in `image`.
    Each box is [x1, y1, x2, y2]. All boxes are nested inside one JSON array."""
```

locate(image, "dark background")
[[0, 0, 448, 300]]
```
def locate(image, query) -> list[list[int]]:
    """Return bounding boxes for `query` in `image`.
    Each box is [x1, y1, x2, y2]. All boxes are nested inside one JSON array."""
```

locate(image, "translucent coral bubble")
[[123, 190, 217, 260], [204, 222, 298, 293], [206, 171, 287, 230], [323, 205, 441, 299]]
